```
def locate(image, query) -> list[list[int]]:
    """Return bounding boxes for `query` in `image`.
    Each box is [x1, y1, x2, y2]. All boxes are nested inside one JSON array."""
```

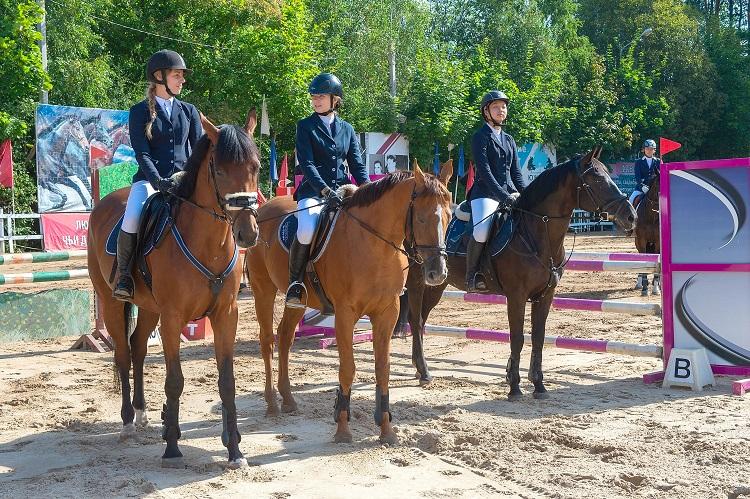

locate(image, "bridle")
[[404, 187, 448, 269]]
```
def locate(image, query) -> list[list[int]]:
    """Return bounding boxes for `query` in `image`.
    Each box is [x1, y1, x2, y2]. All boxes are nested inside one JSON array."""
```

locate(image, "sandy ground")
[[1, 233, 748, 498]]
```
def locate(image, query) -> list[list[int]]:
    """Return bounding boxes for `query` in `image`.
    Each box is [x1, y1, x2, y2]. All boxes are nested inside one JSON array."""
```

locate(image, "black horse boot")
[[285, 238, 311, 308], [465, 236, 487, 293], [113, 230, 138, 301]]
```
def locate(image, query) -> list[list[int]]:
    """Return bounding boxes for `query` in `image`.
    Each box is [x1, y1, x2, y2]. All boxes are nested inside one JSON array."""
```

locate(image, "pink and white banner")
[[41, 212, 90, 250]]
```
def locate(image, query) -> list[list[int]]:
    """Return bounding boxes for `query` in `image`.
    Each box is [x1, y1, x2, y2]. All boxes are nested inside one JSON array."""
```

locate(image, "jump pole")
[[441, 290, 661, 316], [0, 250, 87, 265]]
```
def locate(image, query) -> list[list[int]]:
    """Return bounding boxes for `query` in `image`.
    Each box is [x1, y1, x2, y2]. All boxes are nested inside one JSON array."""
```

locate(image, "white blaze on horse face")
[[435, 205, 445, 247]]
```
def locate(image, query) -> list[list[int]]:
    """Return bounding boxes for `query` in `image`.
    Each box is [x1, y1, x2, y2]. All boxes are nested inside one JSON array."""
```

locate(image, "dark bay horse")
[[634, 174, 661, 295], [398, 148, 637, 399], [246, 165, 452, 444], [87, 112, 261, 468]]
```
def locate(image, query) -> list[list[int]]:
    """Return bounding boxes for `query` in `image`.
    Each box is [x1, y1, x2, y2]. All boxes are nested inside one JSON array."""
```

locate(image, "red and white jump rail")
[[569, 252, 660, 263], [307, 319, 663, 358], [441, 290, 661, 316]]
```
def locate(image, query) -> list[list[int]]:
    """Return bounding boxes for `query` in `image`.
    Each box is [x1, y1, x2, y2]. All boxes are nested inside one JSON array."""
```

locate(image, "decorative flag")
[[279, 153, 289, 186], [260, 96, 270, 136], [457, 144, 465, 177], [0, 140, 13, 189], [659, 137, 682, 157], [269, 136, 278, 183], [466, 160, 475, 191], [433, 142, 440, 175]]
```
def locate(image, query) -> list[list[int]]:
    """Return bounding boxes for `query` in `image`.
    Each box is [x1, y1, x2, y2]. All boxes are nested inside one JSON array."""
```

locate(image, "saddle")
[[107, 192, 176, 289], [446, 201, 517, 294]]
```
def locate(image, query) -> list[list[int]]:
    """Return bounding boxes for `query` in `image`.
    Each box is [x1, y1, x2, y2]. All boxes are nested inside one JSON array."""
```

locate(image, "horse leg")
[[641, 274, 650, 296], [210, 305, 247, 468], [101, 299, 136, 440], [505, 297, 526, 401], [529, 292, 554, 400], [277, 307, 304, 413], [130, 309, 159, 428], [414, 285, 443, 386], [250, 267, 280, 416], [333, 309, 357, 443], [635, 273, 644, 290], [159, 315, 185, 467], [371, 300, 399, 445], [652, 274, 661, 296]]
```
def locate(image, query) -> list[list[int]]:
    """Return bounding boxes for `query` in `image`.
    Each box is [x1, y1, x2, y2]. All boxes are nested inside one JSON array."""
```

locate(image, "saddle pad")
[[445, 212, 516, 258], [105, 194, 172, 257], [278, 211, 340, 263]]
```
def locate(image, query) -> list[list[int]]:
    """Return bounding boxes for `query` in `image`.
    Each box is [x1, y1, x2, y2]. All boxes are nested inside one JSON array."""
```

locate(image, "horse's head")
[[408, 159, 453, 286], [575, 146, 636, 232], [200, 110, 261, 248]]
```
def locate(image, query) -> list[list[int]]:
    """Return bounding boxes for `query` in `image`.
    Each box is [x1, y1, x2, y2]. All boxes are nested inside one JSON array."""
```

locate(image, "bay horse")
[[398, 148, 637, 398], [246, 164, 452, 444], [87, 111, 261, 468], [634, 174, 661, 295]]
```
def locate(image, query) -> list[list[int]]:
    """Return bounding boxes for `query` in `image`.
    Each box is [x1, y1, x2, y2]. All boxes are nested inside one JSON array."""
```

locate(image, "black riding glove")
[[156, 176, 176, 193], [322, 187, 343, 208]]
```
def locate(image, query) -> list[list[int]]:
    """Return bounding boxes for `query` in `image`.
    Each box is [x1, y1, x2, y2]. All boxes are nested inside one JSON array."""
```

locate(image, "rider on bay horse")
[[114, 49, 203, 300], [466, 90, 527, 293], [285, 73, 370, 308], [628, 139, 661, 207]]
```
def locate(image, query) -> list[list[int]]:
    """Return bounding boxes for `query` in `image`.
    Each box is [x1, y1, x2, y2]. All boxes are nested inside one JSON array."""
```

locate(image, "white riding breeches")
[[122, 180, 156, 233], [470, 198, 501, 243], [296, 197, 324, 245], [629, 190, 642, 206]]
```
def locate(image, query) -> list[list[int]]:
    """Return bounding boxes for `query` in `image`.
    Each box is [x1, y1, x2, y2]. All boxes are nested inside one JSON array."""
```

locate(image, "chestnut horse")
[[246, 164, 452, 444], [87, 112, 261, 468], [398, 148, 637, 398], [634, 174, 661, 295]]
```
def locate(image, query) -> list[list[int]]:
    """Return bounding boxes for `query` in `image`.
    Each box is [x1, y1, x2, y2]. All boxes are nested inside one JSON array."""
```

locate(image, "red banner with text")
[[41, 212, 90, 250]]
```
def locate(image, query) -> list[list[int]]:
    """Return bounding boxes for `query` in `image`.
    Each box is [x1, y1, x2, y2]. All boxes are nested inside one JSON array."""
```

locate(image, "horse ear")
[[438, 159, 453, 186], [414, 161, 426, 188], [245, 108, 257, 136], [201, 113, 219, 143], [412, 157, 420, 171], [594, 145, 603, 159]]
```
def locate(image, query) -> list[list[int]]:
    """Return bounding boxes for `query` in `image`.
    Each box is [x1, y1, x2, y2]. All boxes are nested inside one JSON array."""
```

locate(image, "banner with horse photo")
[[35, 104, 136, 213]]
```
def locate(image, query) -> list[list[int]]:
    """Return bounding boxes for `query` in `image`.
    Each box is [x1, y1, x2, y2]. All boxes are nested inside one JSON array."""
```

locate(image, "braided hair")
[[145, 82, 158, 140]]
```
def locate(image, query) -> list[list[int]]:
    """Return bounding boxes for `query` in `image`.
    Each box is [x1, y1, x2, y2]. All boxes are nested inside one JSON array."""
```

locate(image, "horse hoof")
[[379, 432, 399, 446], [333, 430, 353, 444], [281, 401, 298, 413], [641, 288, 649, 297], [533, 390, 550, 400], [119, 423, 136, 441], [418, 375, 433, 387], [161, 457, 185, 469], [507, 389, 523, 402], [227, 457, 248, 469], [266, 404, 280, 417], [635, 282, 643, 290], [652, 288, 661, 296], [135, 410, 149, 427]]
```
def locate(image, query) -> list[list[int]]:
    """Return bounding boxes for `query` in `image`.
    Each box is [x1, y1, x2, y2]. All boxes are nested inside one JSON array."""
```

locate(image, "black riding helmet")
[[309, 73, 342, 115], [480, 90, 509, 127], [146, 50, 190, 97]]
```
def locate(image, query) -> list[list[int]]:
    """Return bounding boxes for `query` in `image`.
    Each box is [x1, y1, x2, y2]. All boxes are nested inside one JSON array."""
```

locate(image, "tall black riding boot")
[[285, 238, 311, 308], [113, 230, 138, 301], [465, 236, 487, 293]]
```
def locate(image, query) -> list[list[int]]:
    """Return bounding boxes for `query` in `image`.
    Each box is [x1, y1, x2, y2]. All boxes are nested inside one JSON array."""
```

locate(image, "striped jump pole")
[[0, 268, 89, 285], [569, 252, 660, 263], [565, 260, 660, 273], [442, 290, 661, 316], [317, 320, 663, 359], [0, 250, 87, 265]]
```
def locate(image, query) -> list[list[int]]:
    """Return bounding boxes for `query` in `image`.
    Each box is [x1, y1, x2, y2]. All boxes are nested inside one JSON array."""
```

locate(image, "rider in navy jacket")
[[466, 90, 527, 292], [629, 139, 661, 205], [285, 73, 369, 308]]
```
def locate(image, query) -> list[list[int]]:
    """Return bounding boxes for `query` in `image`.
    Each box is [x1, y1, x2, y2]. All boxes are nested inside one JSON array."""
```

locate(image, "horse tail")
[[393, 291, 410, 338]]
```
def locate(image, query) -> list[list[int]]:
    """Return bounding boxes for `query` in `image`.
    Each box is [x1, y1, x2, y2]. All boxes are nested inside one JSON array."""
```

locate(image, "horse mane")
[[346, 171, 449, 208], [173, 125, 259, 198], [515, 156, 579, 210]]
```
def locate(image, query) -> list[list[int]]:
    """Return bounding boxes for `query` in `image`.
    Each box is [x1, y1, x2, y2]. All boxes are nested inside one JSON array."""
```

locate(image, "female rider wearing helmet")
[[113, 49, 202, 300], [466, 90, 527, 293], [286, 73, 370, 308]]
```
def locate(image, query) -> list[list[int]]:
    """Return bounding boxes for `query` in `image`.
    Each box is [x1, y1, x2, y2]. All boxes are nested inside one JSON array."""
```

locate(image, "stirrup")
[[113, 275, 134, 301], [466, 273, 487, 293], [285, 281, 307, 309]]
